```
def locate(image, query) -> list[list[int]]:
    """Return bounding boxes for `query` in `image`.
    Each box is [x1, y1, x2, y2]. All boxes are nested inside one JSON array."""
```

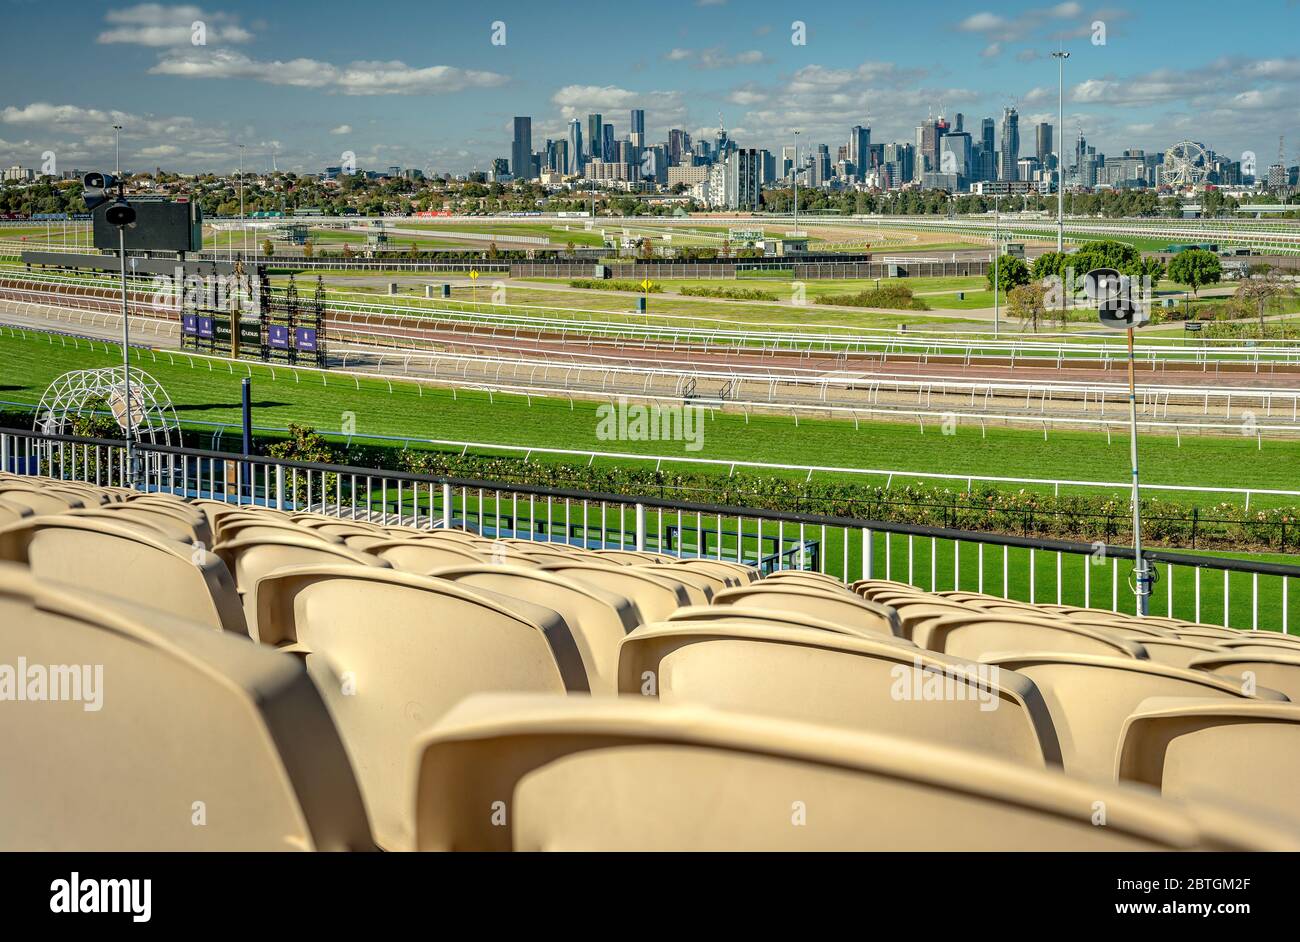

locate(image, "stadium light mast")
[[239, 143, 246, 258], [992, 192, 1000, 338], [1052, 49, 1069, 252], [112, 125, 122, 175]]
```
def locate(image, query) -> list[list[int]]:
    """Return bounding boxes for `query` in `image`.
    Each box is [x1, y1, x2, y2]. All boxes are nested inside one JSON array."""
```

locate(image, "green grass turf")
[[2, 326, 1298, 509]]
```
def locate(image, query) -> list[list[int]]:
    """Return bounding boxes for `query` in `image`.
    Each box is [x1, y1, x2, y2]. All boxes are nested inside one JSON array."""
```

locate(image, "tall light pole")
[[1052, 50, 1069, 253], [238, 143, 246, 258], [112, 125, 122, 175], [992, 192, 1001, 338], [792, 129, 801, 236]]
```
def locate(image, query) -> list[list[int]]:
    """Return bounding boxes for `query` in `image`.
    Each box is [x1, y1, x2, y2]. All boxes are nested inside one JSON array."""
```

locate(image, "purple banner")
[[268, 324, 289, 349], [295, 327, 318, 352], [181, 314, 198, 336], [197, 316, 214, 338]]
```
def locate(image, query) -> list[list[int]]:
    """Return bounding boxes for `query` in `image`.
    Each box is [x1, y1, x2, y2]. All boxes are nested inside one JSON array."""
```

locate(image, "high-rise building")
[[849, 125, 871, 178], [940, 131, 972, 187], [780, 145, 797, 179], [883, 142, 914, 185], [724, 148, 763, 210], [999, 107, 1020, 181], [567, 120, 583, 175], [668, 129, 690, 166], [978, 117, 996, 182], [511, 116, 533, 179], [1035, 122, 1053, 169], [586, 114, 603, 163], [916, 115, 950, 181], [629, 109, 645, 147], [602, 124, 615, 163]]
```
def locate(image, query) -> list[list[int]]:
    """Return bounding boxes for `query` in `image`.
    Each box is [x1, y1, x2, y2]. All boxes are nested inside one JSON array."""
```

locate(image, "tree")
[[302, 240, 314, 259], [1236, 268, 1296, 333], [1167, 249, 1221, 296], [1008, 281, 1049, 333], [341, 243, 354, 259], [261, 238, 274, 257], [1031, 251, 1068, 281], [487, 240, 499, 259], [988, 254, 1030, 295]]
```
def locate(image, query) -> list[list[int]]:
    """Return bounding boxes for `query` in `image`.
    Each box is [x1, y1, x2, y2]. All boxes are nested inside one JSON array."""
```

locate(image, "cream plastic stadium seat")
[[1115, 697, 1300, 825], [253, 566, 575, 850], [538, 561, 691, 624], [983, 653, 1286, 782], [0, 564, 373, 850], [0, 515, 247, 635], [650, 563, 730, 596], [0, 497, 32, 527], [630, 565, 712, 604], [0, 484, 84, 515], [668, 558, 757, 586], [711, 583, 901, 639], [918, 612, 1148, 660], [1188, 651, 1300, 701], [764, 570, 847, 590], [883, 598, 977, 641], [85, 501, 212, 545], [217, 517, 337, 545], [593, 549, 662, 565], [851, 578, 917, 599], [308, 520, 388, 540], [666, 604, 917, 647], [367, 538, 485, 573], [1217, 634, 1300, 652], [412, 694, 1297, 851], [1174, 625, 1250, 642], [618, 620, 1062, 767], [1122, 636, 1225, 670], [40, 482, 109, 506], [430, 564, 638, 694]]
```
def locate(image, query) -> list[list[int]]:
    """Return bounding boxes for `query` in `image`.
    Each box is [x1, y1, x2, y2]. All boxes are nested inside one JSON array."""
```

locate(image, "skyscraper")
[[511, 116, 533, 179], [630, 109, 645, 147], [586, 114, 603, 163], [567, 119, 583, 175], [980, 117, 996, 182], [916, 116, 949, 181], [849, 125, 871, 177], [602, 124, 615, 163], [668, 129, 690, 165], [999, 107, 1020, 181], [1036, 122, 1053, 169]]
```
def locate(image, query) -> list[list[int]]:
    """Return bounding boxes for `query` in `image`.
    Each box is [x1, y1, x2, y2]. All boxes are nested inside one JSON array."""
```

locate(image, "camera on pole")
[[84, 172, 137, 229], [1083, 267, 1149, 330]]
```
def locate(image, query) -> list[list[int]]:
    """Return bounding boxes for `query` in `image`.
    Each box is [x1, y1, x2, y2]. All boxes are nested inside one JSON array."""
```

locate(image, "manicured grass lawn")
[[3, 326, 1298, 509]]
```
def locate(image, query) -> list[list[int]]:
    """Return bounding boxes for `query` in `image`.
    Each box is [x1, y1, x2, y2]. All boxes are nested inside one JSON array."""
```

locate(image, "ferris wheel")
[[1161, 141, 1210, 189]]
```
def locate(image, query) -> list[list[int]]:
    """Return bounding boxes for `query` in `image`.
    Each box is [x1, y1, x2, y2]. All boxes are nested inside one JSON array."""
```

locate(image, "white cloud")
[[149, 50, 510, 95], [98, 4, 252, 46], [661, 46, 769, 70], [550, 85, 688, 129], [330, 124, 352, 135]]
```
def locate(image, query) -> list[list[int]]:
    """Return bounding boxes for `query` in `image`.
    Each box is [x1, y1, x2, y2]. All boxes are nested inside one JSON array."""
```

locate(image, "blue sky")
[[2, 0, 1298, 175]]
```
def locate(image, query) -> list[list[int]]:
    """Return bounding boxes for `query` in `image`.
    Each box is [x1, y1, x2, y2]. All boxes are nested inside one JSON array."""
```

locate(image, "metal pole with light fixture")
[[792, 129, 800, 237], [1052, 50, 1069, 253], [992, 193, 1000, 338]]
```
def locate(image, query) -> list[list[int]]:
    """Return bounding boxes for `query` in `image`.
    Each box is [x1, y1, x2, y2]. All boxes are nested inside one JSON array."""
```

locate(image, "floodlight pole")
[[1052, 50, 1069, 252], [992, 193, 1000, 338], [1125, 325, 1150, 615], [792, 130, 800, 237], [118, 219, 135, 490]]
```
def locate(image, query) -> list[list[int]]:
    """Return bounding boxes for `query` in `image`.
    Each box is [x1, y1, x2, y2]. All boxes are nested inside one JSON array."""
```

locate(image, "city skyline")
[[1, 0, 1299, 176]]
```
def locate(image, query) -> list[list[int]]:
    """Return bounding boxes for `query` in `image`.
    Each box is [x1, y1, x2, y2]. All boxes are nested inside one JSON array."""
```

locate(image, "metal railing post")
[[275, 464, 285, 511], [635, 502, 646, 552], [442, 482, 452, 528]]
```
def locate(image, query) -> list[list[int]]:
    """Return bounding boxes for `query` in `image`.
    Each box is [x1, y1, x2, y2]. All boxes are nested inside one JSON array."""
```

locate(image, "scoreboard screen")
[[93, 198, 203, 253]]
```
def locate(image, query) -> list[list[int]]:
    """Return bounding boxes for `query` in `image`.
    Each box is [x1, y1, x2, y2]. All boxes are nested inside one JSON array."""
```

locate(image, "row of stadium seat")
[[2, 470, 1299, 850]]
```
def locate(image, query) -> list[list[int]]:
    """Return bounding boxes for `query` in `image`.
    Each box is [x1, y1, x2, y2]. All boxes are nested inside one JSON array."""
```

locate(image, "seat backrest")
[[0, 497, 32, 528], [218, 518, 333, 546], [412, 694, 1296, 851], [368, 538, 484, 573], [430, 564, 636, 694], [921, 613, 1147, 660], [887, 599, 978, 640], [593, 549, 660, 565], [1116, 697, 1300, 826], [214, 532, 387, 599], [0, 564, 372, 850], [764, 570, 847, 591], [1125, 637, 1224, 669], [984, 653, 1283, 781], [537, 562, 690, 625], [0, 485, 83, 515], [665, 604, 917, 646], [667, 558, 754, 587], [113, 499, 213, 546], [253, 566, 570, 850], [1218, 634, 1300, 652], [711, 583, 900, 639], [1188, 652, 1300, 701], [0, 516, 246, 635], [618, 621, 1061, 767], [630, 565, 711, 605]]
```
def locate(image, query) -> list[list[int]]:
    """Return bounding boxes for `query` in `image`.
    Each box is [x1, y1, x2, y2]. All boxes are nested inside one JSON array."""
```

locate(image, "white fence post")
[[635, 503, 647, 552], [442, 483, 452, 528], [275, 464, 285, 511]]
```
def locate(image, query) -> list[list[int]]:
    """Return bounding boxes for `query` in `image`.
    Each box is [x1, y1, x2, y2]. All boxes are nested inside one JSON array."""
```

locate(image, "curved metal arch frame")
[[33, 367, 181, 446]]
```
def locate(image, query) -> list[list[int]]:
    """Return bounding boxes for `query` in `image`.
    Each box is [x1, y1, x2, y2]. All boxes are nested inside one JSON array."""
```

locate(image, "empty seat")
[[1124, 637, 1225, 670], [885, 598, 978, 640], [0, 484, 84, 515], [918, 612, 1147, 660], [367, 538, 485, 573], [711, 583, 900, 639], [593, 549, 662, 565], [983, 653, 1286, 781], [1116, 697, 1300, 825], [538, 561, 691, 625], [0, 515, 247, 635], [1218, 634, 1300, 652], [0, 563, 372, 850], [1188, 651, 1300, 701], [412, 694, 1296, 851], [430, 564, 638, 694], [0, 497, 32, 527], [618, 620, 1061, 767], [79, 501, 211, 545], [214, 532, 387, 599], [667, 558, 756, 586], [666, 604, 917, 647], [253, 566, 574, 850], [630, 565, 711, 605]]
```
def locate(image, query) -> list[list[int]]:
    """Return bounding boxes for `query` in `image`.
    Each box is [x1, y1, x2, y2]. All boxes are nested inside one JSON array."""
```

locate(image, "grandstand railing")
[[3, 426, 1296, 633]]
